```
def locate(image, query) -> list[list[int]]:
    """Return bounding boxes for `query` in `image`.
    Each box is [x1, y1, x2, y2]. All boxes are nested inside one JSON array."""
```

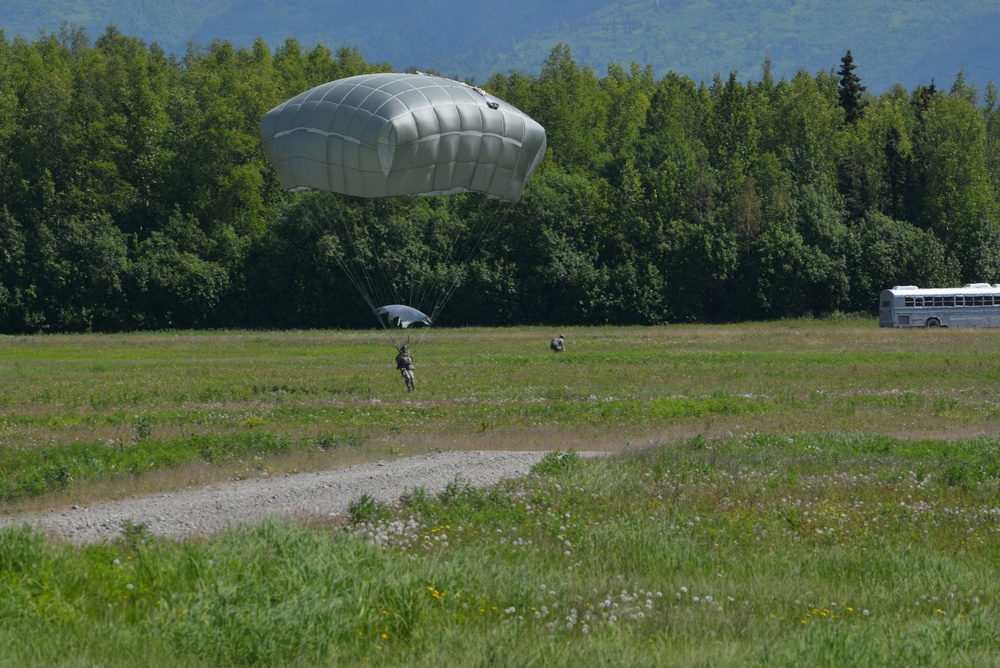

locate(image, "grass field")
[[2, 320, 999, 665]]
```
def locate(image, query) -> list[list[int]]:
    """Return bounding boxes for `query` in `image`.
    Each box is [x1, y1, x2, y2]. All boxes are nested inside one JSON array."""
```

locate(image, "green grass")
[[3, 321, 1000, 509], [2, 321, 1000, 665], [2, 436, 999, 666]]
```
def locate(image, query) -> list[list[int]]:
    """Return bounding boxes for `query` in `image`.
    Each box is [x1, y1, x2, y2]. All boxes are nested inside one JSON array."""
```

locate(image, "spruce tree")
[[837, 50, 867, 124]]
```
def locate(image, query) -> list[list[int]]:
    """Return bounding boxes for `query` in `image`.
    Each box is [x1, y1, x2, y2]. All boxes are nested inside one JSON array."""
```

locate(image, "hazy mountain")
[[2, 0, 998, 93]]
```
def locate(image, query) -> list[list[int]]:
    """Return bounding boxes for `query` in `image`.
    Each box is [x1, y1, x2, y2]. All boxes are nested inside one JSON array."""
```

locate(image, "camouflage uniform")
[[395, 346, 415, 391]]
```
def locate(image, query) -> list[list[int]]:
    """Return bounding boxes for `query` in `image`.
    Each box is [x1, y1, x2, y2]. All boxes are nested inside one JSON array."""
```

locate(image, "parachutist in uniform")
[[550, 335, 565, 353], [395, 345, 415, 391]]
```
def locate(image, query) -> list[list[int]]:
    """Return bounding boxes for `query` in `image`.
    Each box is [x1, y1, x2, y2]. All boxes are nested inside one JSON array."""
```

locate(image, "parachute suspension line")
[[366, 198, 429, 317], [312, 194, 406, 350], [426, 197, 509, 327], [349, 195, 507, 352], [332, 197, 443, 352], [353, 198, 399, 310], [339, 198, 414, 349], [299, 192, 511, 353], [324, 197, 382, 308], [363, 198, 437, 352], [385, 195, 435, 350], [378, 201, 423, 311], [370, 195, 507, 351]]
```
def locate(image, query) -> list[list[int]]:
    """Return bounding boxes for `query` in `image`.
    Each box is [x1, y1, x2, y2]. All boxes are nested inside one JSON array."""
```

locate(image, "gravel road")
[[0, 451, 558, 545]]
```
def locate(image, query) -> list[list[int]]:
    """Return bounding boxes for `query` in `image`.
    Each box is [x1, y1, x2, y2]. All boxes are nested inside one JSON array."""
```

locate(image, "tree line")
[[1, 27, 998, 332]]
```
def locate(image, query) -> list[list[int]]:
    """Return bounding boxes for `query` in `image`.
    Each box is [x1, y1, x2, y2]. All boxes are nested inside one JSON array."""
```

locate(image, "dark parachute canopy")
[[259, 72, 547, 341], [375, 304, 432, 329]]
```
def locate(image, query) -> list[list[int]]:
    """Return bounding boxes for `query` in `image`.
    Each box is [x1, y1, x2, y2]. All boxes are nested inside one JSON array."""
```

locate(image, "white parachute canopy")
[[259, 72, 547, 203], [376, 304, 432, 329]]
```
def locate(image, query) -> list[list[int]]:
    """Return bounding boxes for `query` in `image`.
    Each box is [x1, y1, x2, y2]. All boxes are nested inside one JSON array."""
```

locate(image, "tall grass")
[[1, 436, 998, 666]]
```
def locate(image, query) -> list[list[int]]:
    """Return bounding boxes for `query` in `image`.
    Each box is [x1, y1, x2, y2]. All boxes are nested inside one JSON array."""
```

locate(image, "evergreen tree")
[[914, 80, 938, 115], [837, 50, 867, 124]]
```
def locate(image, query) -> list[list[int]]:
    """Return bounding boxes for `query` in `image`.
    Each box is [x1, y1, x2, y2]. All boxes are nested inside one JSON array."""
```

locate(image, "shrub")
[[347, 493, 391, 525], [531, 450, 581, 475]]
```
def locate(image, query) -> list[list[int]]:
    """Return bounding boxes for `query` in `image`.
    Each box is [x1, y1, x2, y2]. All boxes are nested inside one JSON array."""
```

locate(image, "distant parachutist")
[[395, 345, 415, 392]]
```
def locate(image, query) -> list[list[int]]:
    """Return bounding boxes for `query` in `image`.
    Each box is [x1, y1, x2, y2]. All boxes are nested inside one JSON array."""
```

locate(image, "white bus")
[[880, 284, 1000, 328]]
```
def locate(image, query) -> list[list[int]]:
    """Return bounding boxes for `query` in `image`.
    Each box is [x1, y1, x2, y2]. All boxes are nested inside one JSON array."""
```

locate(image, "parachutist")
[[395, 345, 415, 391], [551, 335, 565, 353]]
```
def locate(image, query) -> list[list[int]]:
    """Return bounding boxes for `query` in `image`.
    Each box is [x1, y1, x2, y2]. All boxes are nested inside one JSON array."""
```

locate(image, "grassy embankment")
[[1, 321, 999, 665]]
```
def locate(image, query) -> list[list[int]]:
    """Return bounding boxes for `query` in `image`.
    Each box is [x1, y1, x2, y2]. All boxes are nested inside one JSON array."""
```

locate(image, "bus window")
[[944, 296, 955, 307]]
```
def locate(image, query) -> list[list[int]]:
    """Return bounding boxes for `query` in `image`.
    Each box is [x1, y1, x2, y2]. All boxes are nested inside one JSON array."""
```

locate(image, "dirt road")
[[0, 451, 557, 544]]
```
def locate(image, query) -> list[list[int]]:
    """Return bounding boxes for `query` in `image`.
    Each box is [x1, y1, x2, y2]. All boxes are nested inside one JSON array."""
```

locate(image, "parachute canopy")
[[376, 304, 432, 329], [259, 72, 547, 203]]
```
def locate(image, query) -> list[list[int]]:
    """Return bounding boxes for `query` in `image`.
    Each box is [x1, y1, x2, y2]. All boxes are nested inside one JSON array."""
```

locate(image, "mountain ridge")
[[2, 0, 998, 93]]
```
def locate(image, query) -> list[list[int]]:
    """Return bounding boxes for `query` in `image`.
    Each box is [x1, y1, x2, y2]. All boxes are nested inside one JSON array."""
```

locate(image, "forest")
[[1, 26, 999, 332]]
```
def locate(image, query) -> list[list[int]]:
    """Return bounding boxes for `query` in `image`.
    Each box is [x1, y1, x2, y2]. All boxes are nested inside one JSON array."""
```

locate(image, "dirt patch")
[[0, 451, 581, 545]]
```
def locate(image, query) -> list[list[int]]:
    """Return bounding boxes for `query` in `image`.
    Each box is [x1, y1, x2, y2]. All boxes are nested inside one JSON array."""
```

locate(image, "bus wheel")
[[926, 318, 941, 328]]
